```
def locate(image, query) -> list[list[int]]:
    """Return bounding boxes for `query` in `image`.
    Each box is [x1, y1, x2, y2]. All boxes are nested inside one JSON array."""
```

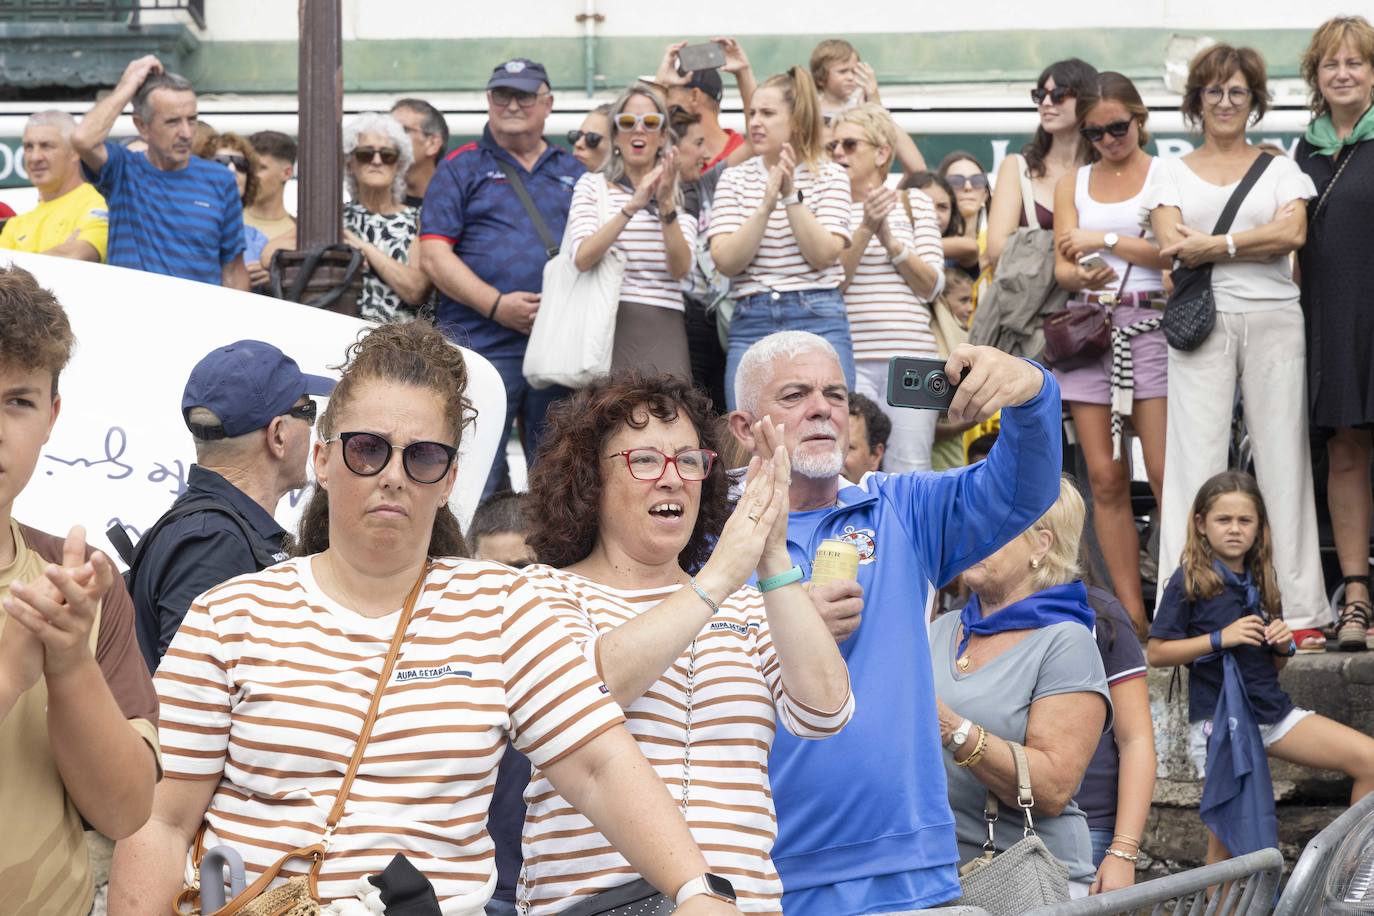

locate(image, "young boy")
[[844, 392, 890, 485], [0, 265, 160, 916], [811, 38, 926, 173], [468, 490, 536, 569]]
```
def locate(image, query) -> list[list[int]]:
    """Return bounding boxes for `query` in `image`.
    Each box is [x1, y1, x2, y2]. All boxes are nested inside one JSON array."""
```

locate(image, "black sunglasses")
[[213, 153, 249, 173], [326, 431, 457, 485], [1079, 120, 1134, 143], [946, 173, 989, 191], [1031, 86, 1076, 106], [285, 399, 317, 427], [567, 129, 603, 149], [352, 147, 400, 166]]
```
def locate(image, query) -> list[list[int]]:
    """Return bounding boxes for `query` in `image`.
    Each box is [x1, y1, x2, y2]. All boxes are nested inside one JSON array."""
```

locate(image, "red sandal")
[[1291, 628, 1328, 653]]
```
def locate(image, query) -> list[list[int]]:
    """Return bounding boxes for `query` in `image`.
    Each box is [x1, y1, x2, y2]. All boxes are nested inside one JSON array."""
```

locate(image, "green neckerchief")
[[1306, 102, 1374, 157]]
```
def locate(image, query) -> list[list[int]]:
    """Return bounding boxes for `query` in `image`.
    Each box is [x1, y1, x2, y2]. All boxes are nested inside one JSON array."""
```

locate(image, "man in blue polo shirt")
[[72, 55, 248, 289], [420, 58, 582, 497], [728, 332, 1063, 915]]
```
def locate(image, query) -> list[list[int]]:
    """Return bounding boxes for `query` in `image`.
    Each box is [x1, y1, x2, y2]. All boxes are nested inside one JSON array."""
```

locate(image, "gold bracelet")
[[954, 725, 988, 767], [1112, 833, 1141, 847]]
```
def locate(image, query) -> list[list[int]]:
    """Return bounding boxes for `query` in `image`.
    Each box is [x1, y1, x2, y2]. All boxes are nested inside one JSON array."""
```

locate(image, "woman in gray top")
[[931, 476, 1112, 897]]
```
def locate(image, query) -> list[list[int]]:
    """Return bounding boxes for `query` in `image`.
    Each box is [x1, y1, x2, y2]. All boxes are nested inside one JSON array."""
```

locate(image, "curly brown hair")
[[0, 265, 73, 397], [527, 372, 730, 570], [209, 131, 262, 206], [296, 320, 474, 558], [1181, 45, 1271, 129]]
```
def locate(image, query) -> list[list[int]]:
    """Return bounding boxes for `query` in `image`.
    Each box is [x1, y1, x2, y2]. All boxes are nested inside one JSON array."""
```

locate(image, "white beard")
[[792, 442, 845, 479]]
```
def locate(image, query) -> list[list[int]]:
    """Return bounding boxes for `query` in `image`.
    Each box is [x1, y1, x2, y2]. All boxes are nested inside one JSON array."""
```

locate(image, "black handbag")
[[269, 243, 365, 316], [1162, 153, 1273, 351], [556, 878, 674, 916]]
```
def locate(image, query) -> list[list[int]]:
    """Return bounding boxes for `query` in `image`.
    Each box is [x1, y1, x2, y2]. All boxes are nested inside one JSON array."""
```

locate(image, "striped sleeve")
[[906, 189, 946, 280], [501, 576, 624, 769], [154, 600, 234, 780], [752, 591, 854, 739], [1108, 665, 1148, 686], [812, 162, 854, 241], [706, 163, 747, 237], [565, 172, 602, 258]]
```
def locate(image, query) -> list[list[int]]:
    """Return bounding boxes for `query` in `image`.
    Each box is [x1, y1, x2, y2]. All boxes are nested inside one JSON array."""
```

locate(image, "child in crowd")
[[810, 38, 926, 173], [468, 490, 536, 569], [843, 391, 890, 484], [931, 267, 974, 471], [1147, 471, 1374, 864]]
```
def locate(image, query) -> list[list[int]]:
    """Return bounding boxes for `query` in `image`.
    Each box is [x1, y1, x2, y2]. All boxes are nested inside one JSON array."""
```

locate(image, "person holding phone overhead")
[[1051, 72, 1170, 636]]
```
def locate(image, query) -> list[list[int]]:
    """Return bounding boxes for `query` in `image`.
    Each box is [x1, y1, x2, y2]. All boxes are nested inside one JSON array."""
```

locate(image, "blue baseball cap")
[[487, 58, 550, 94], [182, 340, 335, 437]]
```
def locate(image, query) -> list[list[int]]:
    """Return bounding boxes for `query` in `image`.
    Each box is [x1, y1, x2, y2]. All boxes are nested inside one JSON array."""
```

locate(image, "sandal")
[[1336, 575, 1372, 652], [1291, 628, 1328, 653]]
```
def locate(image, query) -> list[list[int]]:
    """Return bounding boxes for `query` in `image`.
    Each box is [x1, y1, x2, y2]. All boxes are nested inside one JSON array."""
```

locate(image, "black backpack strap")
[[118, 496, 284, 582], [494, 159, 560, 260], [1210, 152, 1273, 235]]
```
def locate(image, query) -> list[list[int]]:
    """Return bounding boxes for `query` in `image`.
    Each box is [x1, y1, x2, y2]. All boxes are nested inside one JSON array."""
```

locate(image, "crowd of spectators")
[[2, 14, 1374, 916]]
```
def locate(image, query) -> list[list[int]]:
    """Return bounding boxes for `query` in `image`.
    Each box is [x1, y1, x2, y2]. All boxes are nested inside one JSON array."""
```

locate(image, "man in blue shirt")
[[419, 58, 582, 497], [728, 331, 1063, 915], [72, 55, 248, 289]]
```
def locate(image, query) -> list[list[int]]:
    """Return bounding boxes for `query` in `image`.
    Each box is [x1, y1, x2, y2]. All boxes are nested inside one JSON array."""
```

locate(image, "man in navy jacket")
[[728, 331, 1063, 915]]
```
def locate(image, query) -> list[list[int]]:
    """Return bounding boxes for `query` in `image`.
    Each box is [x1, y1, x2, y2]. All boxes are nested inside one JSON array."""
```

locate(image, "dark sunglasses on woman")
[[213, 153, 249, 173], [352, 146, 400, 166], [326, 431, 458, 485], [946, 173, 989, 191], [825, 138, 871, 155], [567, 130, 604, 149], [1078, 120, 1134, 143], [1030, 86, 1076, 106]]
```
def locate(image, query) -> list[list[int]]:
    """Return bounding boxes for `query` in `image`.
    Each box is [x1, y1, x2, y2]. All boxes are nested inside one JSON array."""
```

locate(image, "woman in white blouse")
[[831, 103, 944, 471], [708, 66, 855, 408], [1146, 44, 1328, 648], [569, 84, 696, 378]]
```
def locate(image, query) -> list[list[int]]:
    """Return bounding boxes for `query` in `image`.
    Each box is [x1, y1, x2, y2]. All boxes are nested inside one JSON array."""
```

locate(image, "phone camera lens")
[[925, 372, 949, 396], [903, 372, 921, 390]]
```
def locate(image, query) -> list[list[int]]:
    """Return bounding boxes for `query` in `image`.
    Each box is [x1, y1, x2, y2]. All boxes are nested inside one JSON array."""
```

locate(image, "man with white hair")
[[0, 110, 108, 262], [728, 331, 1063, 915]]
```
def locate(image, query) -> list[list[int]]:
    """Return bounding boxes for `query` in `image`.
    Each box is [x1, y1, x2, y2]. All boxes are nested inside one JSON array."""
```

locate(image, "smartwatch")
[[782, 190, 804, 207], [675, 873, 737, 905], [1103, 231, 1120, 251], [950, 718, 974, 749]]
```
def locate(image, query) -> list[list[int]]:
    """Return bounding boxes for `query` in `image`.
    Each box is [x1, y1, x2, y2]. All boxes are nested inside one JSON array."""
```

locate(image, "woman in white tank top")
[[1051, 72, 1171, 635]]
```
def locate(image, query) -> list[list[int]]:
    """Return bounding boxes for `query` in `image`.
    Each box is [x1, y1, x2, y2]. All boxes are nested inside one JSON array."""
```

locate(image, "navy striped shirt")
[[84, 141, 244, 285]]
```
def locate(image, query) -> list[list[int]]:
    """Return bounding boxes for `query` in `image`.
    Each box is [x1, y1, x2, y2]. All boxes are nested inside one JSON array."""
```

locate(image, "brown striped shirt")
[[708, 157, 853, 298], [844, 191, 945, 361], [517, 567, 854, 914], [154, 557, 624, 911]]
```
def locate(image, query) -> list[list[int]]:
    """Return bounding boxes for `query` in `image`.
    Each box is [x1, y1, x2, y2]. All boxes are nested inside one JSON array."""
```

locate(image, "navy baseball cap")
[[182, 340, 335, 437], [686, 68, 723, 103], [487, 59, 550, 94]]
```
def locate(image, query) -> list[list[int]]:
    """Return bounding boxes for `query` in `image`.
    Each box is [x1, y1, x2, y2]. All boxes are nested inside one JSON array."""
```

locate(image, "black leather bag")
[[1162, 153, 1272, 351], [556, 878, 673, 916], [269, 243, 365, 316]]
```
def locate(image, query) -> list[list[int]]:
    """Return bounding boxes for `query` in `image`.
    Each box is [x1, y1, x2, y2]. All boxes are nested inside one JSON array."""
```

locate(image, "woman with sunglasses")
[[210, 132, 270, 288], [987, 59, 1099, 268], [1051, 72, 1170, 636], [709, 67, 856, 407], [937, 151, 989, 280], [568, 85, 695, 378], [517, 372, 852, 914], [831, 104, 944, 471], [1145, 44, 1328, 650], [111, 323, 747, 916], [568, 104, 612, 172]]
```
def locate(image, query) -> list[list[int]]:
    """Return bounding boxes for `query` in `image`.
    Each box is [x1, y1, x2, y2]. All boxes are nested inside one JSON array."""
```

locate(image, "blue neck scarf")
[[1213, 559, 1262, 620], [957, 581, 1096, 658]]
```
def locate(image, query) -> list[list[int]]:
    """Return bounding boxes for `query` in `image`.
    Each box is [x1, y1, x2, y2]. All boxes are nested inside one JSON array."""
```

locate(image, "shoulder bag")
[[1041, 233, 1142, 370], [171, 568, 429, 916], [955, 741, 1071, 914], [268, 244, 365, 317], [521, 171, 626, 390], [1162, 153, 1272, 351]]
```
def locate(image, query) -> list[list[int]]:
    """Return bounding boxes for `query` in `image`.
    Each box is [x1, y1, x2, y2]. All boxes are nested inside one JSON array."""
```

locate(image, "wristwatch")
[[660, 209, 679, 225], [781, 190, 804, 207], [675, 873, 737, 905], [950, 718, 974, 749], [1103, 231, 1120, 251]]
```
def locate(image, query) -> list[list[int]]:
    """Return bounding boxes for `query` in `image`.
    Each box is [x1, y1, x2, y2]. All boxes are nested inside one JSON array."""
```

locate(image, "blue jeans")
[[1089, 826, 1114, 869], [481, 353, 570, 499], [723, 287, 856, 410]]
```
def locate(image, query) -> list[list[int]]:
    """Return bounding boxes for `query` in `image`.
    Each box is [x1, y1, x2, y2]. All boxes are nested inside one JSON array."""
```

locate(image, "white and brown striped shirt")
[[567, 173, 699, 312], [517, 566, 854, 914], [707, 157, 853, 298], [843, 191, 944, 361], [155, 557, 624, 913]]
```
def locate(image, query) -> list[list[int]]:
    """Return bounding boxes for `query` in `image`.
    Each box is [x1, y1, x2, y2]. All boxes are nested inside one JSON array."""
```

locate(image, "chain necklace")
[[680, 637, 698, 815]]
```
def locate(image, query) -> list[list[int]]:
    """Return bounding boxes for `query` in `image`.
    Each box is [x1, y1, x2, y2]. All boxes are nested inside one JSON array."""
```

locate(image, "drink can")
[[811, 539, 859, 585]]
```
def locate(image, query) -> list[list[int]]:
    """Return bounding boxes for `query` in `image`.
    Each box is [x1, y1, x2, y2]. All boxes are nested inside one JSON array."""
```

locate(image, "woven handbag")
[[955, 742, 1070, 915]]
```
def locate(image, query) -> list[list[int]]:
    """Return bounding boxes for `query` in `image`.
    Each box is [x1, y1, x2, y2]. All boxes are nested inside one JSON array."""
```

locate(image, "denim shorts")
[[723, 286, 856, 410], [1187, 707, 1314, 778]]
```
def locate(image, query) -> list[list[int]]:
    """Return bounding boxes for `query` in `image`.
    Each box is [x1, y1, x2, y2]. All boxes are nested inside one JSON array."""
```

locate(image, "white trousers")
[[855, 358, 937, 474], [1156, 307, 1330, 629]]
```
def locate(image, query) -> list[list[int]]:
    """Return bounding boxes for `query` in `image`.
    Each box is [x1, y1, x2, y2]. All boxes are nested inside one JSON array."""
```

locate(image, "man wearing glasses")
[[126, 340, 334, 673], [420, 58, 583, 498]]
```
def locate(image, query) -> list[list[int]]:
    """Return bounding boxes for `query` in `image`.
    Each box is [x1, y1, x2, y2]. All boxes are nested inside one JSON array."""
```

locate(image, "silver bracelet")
[[890, 245, 913, 266], [1104, 847, 1140, 863], [688, 577, 720, 615]]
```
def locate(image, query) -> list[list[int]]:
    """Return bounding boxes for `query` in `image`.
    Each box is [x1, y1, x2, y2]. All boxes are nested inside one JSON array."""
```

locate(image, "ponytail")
[[761, 67, 826, 168]]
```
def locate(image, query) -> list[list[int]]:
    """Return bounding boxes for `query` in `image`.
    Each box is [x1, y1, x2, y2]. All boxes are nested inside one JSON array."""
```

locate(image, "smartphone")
[[1077, 252, 1108, 271], [887, 356, 964, 411], [677, 41, 726, 74]]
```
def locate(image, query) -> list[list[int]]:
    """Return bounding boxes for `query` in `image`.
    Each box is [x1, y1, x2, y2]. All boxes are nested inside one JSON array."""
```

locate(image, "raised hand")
[[655, 41, 692, 87], [862, 186, 897, 234], [749, 416, 793, 570], [713, 37, 751, 75], [629, 164, 664, 214], [944, 344, 1046, 425], [3, 526, 110, 679], [855, 61, 881, 102], [118, 55, 164, 94], [655, 149, 679, 210], [777, 144, 798, 197]]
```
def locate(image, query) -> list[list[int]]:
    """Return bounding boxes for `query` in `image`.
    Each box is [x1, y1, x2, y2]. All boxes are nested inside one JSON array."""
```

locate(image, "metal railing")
[[1274, 792, 1374, 915], [0, 0, 205, 29]]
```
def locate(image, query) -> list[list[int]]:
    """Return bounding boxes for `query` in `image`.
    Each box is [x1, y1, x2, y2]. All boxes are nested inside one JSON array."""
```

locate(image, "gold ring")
[[748, 513, 761, 523]]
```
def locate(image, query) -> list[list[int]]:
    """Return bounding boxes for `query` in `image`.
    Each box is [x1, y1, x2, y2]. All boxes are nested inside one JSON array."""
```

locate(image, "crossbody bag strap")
[[1210, 152, 1273, 236], [1016, 154, 1038, 227], [1312, 141, 1361, 226], [496, 158, 560, 260]]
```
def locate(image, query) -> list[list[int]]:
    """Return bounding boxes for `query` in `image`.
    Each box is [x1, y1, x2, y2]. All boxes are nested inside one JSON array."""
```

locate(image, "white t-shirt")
[[1073, 159, 1165, 296], [567, 172, 699, 312], [708, 157, 853, 298], [842, 191, 943, 361], [1144, 154, 1316, 313]]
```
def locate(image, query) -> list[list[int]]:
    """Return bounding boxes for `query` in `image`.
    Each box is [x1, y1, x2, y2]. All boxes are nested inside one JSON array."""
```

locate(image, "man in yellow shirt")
[[0, 111, 109, 262]]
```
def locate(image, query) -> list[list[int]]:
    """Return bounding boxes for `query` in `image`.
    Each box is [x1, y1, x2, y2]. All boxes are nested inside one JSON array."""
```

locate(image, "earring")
[[1030, 558, 1041, 570]]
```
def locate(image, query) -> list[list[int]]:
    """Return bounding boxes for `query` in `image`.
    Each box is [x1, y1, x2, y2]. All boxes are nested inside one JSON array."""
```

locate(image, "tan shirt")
[[243, 210, 295, 246], [0, 519, 160, 916]]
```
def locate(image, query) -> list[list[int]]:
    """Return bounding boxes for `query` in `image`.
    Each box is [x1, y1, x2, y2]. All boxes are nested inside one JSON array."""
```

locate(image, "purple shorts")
[[1051, 303, 1169, 405]]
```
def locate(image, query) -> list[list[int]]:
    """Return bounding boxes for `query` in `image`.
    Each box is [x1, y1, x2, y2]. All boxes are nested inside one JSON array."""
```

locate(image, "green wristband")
[[758, 565, 804, 593]]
